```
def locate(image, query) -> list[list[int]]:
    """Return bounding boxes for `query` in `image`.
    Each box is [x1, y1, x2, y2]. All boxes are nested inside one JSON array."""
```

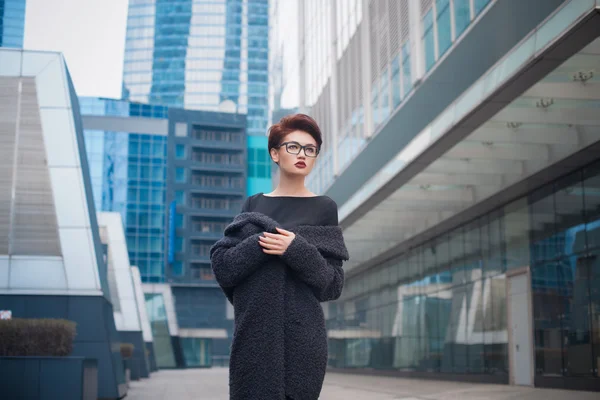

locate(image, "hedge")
[[120, 343, 134, 359], [0, 318, 76, 357]]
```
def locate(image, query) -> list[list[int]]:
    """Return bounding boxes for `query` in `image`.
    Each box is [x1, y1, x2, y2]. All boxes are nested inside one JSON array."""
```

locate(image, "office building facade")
[[166, 109, 247, 367], [80, 98, 170, 284], [122, 0, 269, 137], [0, 49, 127, 399], [80, 99, 266, 368], [0, 0, 26, 48], [280, 0, 600, 392]]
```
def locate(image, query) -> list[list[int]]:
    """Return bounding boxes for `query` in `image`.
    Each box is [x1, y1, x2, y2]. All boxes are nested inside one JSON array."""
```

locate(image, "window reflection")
[[328, 155, 600, 381]]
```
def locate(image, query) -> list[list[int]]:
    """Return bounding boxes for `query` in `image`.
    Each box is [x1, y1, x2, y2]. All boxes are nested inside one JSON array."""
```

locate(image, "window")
[[175, 122, 188, 137], [436, 0, 452, 58], [175, 191, 185, 205], [175, 168, 186, 183], [422, 9, 435, 72], [175, 144, 185, 160], [371, 82, 379, 130], [379, 69, 390, 122], [453, 0, 471, 38], [474, 0, 491, 15], [172, 261, 184, 276], [391, 56, 401, 108], [175, 237, 184, 252], [175, 213, 184, 228], [402, 43, 412, 97]]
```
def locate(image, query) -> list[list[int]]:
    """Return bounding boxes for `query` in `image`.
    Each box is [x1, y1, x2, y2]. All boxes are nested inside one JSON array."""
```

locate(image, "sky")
[[24, 0, 129, 99]]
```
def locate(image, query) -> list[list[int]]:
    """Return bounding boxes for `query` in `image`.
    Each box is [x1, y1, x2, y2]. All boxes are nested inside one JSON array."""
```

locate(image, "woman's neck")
[[269, 174, 313, 197]]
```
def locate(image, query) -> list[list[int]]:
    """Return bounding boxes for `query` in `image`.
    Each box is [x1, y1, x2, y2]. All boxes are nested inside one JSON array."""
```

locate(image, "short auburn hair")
[[268, 113, 323, 153]]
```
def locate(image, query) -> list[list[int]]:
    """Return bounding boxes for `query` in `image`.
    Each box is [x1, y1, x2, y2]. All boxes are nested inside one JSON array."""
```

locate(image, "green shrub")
[[0, 318, 76, 357], [120, 343, 134, 359]]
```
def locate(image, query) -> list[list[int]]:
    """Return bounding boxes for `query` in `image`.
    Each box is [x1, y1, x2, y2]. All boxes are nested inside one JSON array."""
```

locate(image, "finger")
[[263, 232, 284, 239], [275, 227, 293, 236], [259, 236, 280, 245], [263, 249, 282, 255], [259, 240, 282, 249]]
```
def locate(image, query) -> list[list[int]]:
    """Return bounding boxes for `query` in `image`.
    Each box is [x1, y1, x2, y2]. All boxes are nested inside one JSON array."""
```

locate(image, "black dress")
[[246, 195, 338, 400], [211, 192, 347, 400], [242, 193, 338, 228]]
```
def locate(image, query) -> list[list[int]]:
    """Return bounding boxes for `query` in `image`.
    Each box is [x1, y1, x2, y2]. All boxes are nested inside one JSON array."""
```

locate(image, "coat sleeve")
[[210, 233, 270, 289], [280, 234, 345, 302]]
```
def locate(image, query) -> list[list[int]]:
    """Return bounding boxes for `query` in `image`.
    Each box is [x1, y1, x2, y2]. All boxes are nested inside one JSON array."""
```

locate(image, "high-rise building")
[[165, 109, 247, 367], [79, 97, 263, 368], [0, 0, 26, 48], [0, 48, 129, 399], [276, 0, 600, 392], [122, 0, 269, 137], [80, 98, 170, 284]]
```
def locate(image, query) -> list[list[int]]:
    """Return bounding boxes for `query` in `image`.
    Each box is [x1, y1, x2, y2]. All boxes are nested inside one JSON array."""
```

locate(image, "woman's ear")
[[270, 148, 279, 164]]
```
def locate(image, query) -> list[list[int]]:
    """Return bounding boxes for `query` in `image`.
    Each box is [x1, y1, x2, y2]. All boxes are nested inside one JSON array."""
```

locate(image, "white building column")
[[360, 0, 373, 138], [408, 0, 425, 86]]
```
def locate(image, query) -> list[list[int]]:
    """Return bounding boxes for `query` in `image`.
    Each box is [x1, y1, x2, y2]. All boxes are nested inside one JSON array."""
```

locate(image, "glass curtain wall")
[[329, 159, 600, 381]]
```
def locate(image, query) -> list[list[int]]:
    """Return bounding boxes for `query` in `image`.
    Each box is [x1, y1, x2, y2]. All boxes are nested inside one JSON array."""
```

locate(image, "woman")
[[210, 114, 349, 400]]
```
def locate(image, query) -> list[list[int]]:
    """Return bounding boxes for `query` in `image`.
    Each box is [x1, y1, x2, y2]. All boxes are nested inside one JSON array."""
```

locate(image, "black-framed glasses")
[[277, 141, 320, 158]]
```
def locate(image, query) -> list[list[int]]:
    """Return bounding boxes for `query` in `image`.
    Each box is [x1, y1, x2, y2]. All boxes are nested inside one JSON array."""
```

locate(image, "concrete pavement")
[[125, 368, 599, 400]]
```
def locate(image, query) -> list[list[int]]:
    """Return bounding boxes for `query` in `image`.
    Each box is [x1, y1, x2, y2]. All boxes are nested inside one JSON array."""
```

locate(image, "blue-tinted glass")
[[436, 0, 452, 58], [141, 142, 151, 155], [175, 213, 184, 228], [152, 189, 162, 203], [175, 168, 186, 183], [172, 261, 184, 276], [0, 0, 26, 48], [454, 0, 471, 38], [402, 43, 413, 95], [175, 144, 186, 159], [423, 10, 435, 71], [380, 69, 390, 122], [175, 237, 183, 252], [152, 166, 163, 180], [474, 0, 491, 15], [83, 128, 167, 284], [152, 142, 163, 156], [122, 0, 269, 137], [257, 148, 267, 163], [175, 191, 185, 205], [391, 57, 401, 107], [257, 164, 267, 178], [140, 166, 150, 179]]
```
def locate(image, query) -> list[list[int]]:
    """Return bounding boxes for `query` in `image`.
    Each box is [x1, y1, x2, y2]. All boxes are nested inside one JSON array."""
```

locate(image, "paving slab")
[[125, 368, 599, 400]]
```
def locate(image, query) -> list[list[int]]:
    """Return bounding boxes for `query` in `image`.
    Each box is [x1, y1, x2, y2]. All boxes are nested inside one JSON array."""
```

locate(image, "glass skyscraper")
[[80, 97, 170, 283], [0, 0, 26, 48], [123, 0, 269, 137]]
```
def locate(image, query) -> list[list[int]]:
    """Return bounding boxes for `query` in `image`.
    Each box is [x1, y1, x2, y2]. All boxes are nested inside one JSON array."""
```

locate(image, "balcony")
[[187, 198, 243, 218], [189, 180, 245, 196], [189, 186, 245, 196], [188, 160, 245, 174], [188, 255, 211, 264], [188, 230, 223, 241], [168, 277, 219, 288], [186, 206, 239, 218], [188, 137, 244, 151]]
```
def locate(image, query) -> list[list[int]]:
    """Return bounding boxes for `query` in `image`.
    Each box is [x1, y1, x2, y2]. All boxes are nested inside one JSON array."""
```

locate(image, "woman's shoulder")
[[316, 196, 339, 226], [241, 193, 262, 212]]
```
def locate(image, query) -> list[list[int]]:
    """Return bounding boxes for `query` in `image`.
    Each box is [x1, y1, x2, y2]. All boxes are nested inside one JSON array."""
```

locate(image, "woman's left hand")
[[259, 227, 296, 255]]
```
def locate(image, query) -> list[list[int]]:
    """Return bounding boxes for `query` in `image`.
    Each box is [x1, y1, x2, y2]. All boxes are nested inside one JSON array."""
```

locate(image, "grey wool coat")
[[210, 211, 349, 400]]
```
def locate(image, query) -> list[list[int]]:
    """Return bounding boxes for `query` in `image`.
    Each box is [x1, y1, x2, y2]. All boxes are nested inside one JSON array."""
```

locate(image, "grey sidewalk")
[[126, 368, 599, 400]]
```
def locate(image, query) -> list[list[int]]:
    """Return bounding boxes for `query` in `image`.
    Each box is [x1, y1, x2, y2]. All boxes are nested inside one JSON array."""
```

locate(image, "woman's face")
[[270, 130, 319, 177]]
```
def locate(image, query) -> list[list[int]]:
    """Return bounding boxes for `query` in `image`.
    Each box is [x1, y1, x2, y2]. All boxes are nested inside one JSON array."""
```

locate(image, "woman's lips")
[[295, 162, 306, 168]]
